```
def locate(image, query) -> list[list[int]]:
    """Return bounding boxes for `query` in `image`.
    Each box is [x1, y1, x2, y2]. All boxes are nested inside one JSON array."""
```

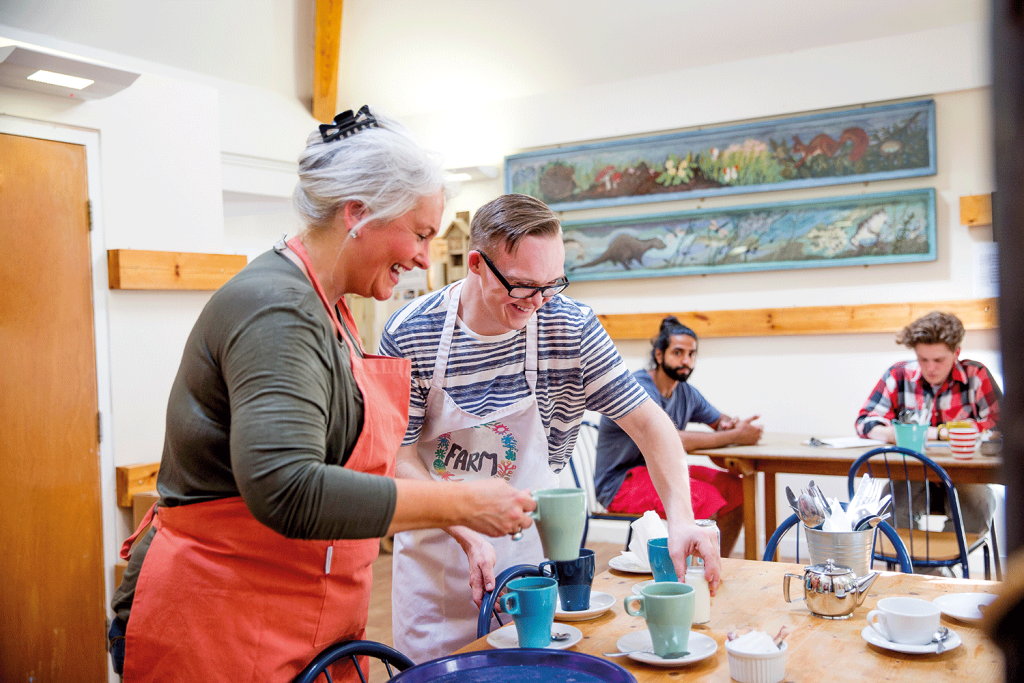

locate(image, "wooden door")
[[0, 133, 107, 680]]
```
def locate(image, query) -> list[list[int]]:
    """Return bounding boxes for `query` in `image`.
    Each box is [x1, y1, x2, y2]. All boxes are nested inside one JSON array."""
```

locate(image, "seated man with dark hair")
[[856, 310, 1002, 539], [593, 316, 762, 557]]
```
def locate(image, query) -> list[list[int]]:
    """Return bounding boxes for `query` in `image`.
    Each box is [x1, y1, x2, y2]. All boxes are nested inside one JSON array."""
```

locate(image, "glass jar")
[[686, 564, 712, 624]]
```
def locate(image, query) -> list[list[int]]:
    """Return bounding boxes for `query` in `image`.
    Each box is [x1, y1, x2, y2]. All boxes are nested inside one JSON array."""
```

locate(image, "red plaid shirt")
[[855, 358, 1002, 436]]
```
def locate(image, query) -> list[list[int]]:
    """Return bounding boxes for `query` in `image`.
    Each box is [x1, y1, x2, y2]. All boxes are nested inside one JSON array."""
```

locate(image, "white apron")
[[392, 282, 560, 663]]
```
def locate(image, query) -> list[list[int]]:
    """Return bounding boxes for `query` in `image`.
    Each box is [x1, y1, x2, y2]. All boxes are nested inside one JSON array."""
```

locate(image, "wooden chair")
[[567, 420, 640, 548], [847, 446, 1000, 580], [294, 640, 414, 683]]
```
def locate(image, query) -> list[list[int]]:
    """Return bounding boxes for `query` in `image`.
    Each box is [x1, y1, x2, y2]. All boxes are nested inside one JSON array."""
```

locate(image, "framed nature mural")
[[506, 100, 936, 212], [562, 188, 936, 281]]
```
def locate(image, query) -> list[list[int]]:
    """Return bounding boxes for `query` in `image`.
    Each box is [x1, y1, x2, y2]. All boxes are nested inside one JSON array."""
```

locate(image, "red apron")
[[122, 238, 411, 682]]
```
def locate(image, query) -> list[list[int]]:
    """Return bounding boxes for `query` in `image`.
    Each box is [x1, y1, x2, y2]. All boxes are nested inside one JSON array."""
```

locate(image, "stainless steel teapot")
[[783, 559, 878, 619]]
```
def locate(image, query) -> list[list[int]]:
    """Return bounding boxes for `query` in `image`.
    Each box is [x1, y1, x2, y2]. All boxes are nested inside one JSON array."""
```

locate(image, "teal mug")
[[499, 576, 558, 648], [894, 422, 928, 454], [623, 581, 695, 658], [648, 537, 677, 582]]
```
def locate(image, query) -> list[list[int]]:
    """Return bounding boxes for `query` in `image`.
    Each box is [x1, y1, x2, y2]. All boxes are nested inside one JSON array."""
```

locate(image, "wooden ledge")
[[597, 298, 997, 340], [108, 249, 247, 290]]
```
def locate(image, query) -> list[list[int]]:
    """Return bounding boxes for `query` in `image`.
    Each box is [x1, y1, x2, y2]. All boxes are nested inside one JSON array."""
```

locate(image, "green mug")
[[530, 488, 586, 562], [623, 581, 694, 658]]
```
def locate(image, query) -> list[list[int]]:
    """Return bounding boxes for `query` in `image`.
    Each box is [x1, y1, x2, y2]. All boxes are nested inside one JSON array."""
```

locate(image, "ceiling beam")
[[313, 0, 344, 123]]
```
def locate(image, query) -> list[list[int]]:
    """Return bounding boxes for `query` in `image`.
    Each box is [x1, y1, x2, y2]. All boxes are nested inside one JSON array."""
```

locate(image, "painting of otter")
[[563, 188, 935, 282]]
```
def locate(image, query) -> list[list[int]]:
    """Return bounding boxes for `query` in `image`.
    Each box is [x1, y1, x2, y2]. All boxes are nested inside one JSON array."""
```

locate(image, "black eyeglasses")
[[476, 251, 569, 299]]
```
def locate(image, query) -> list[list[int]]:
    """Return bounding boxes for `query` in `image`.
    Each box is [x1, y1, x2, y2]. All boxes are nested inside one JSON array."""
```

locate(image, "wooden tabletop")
[[458, 558, 1004, 682]]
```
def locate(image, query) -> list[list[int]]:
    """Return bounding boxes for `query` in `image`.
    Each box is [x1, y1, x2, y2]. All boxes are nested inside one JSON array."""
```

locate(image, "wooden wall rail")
[[108, 249, 247, 290], [597, 298, 997, 340]]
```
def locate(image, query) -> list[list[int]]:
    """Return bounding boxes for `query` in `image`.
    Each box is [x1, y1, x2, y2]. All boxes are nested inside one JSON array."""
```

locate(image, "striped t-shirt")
[[379, 283, 649, 472]]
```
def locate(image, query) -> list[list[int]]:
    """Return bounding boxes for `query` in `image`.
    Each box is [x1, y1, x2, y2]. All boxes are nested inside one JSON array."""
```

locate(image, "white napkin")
[[728, 630, 780, 654], [617, 510, 667, 571]]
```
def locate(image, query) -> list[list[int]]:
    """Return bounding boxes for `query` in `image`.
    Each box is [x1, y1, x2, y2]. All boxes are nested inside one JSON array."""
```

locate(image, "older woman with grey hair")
[[109, 107, 535, 682]]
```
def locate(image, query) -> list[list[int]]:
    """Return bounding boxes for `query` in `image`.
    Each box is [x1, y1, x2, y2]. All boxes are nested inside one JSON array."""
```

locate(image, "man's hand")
[[668, 520, 722, 595], [730, 415, 763, 445], [867, 425, 896, 444], [716, 414, 739, 430], [453, 529, 498, 607]]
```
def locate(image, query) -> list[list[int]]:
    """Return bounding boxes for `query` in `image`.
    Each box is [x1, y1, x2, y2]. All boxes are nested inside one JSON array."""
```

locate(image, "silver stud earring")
[[349, 229, 359, 239]]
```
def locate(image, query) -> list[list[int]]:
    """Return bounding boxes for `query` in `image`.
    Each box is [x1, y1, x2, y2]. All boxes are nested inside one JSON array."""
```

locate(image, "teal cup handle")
[[499, 576, 557, 648], [623, 582, 695, 658]]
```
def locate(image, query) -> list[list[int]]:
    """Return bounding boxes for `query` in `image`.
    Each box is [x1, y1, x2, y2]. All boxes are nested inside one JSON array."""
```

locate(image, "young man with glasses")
[[380, 193, 720, 662]]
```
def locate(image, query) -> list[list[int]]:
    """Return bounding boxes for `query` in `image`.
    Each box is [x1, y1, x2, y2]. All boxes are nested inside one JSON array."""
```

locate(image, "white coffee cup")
[[866, 597, 940, 645]]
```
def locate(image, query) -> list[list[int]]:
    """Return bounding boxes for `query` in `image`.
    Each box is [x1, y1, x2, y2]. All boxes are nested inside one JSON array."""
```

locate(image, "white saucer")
[[615, 630, 718, 667], [609, 555, 651, 574], [861, 626, 961, 654], [631, 579, 657, 596], [555, 590, 615, 621], [933, 592, 997, 622], [486, 623, 583, 650]]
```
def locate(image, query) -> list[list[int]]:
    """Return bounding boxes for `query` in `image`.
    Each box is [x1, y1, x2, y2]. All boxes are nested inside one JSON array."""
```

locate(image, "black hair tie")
[[319, 105, 379, 143]]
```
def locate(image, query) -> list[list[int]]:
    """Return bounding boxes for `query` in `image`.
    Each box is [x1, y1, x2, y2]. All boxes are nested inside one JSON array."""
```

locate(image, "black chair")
[[762, 509, 914, 574], [848, 446, 1000, 580], [476, 564, 542, 638], [567, 420, 641, 548], [294, 640, 414, 683]]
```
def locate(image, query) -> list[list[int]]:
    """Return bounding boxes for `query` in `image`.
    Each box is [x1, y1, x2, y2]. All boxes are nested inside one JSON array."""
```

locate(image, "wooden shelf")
[[107, 249, 247, 290], [597, 298, 998, 340]]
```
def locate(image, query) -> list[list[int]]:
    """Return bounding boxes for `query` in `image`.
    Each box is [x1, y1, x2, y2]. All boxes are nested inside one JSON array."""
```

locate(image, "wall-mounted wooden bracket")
[[960, 193, 994, 227]]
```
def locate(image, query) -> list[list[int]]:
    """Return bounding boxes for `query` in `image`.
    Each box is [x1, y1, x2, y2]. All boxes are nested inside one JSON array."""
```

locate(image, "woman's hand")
[[456, 480, 536, 537]]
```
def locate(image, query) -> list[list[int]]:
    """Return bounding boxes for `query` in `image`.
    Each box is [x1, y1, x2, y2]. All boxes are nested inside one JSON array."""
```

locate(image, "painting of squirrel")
[[791, 127, 869, 167]]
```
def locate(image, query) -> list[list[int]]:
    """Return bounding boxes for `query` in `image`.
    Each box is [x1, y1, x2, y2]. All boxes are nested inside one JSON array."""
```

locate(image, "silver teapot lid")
[[806, 558, 854, 576]]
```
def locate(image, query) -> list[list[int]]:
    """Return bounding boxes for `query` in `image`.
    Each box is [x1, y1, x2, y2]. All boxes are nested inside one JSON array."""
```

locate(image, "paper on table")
[[806, 436, 885, 449], [621, 510, 667, 571]]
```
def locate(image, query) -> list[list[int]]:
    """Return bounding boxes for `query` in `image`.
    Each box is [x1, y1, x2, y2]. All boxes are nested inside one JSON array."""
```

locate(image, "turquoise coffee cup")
[[648, 537, 677, 582], [623, 581, 695, 658], [894, 422, 928, 454], [531, 488, 586, 561], [499, 576, 557, 648]]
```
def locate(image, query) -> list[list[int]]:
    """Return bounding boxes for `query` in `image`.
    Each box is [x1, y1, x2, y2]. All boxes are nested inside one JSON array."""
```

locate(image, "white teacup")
[[866, 597, 940, 645]]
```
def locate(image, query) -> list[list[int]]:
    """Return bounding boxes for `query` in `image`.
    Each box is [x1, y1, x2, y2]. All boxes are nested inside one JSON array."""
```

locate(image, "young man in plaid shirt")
[[855, 311, 1002, 542]]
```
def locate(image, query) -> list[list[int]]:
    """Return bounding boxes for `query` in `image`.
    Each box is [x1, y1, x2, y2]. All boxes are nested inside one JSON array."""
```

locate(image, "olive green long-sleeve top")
[[112, 247, 397, 620]]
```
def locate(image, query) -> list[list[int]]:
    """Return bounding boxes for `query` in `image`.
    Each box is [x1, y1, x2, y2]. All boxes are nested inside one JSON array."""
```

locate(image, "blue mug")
[[499, 576, 557, 648], [540, 548, 595, 611], [648, 537, 678, 582]]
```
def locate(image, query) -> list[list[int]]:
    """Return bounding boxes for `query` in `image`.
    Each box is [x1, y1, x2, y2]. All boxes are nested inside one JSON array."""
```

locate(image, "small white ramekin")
[[725, 640, 787, 683]]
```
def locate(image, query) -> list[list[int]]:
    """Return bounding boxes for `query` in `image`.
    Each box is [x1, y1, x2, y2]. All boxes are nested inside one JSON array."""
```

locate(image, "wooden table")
[[688, 433, 1002, 560], [457, 558, 1004, 682]]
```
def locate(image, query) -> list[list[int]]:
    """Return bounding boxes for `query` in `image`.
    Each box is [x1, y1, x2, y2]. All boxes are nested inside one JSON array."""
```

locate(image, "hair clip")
[[319, 105, 379, 143]]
